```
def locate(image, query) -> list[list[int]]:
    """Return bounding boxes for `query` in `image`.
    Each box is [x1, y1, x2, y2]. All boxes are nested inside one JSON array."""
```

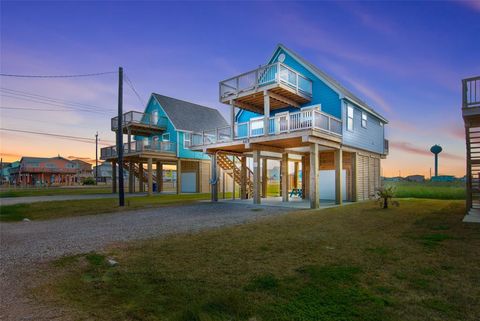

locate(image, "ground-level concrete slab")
[[463, 209, 480, 223], [216, 196, 351, 209]]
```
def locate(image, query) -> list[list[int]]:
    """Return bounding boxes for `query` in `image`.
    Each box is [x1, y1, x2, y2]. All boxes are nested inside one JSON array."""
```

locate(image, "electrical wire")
[[124, 73, 145, 106], [0, 128, 114, 145], [0, 71, 116, 78]]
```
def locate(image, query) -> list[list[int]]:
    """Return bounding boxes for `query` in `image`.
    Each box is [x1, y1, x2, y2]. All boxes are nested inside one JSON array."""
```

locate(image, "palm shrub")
[[372, 186, 399, 209]]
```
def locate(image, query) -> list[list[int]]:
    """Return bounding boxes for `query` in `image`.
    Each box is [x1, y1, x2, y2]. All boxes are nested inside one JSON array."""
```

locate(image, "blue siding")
[[137, 96, 209, 160], [341, 100, 385, 154]]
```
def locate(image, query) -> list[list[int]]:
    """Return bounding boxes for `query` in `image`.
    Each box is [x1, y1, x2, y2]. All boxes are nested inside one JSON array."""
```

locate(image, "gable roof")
[[21, 156, 71, 164], [152, 93, 228, 132], [271, 44, 388, 123]]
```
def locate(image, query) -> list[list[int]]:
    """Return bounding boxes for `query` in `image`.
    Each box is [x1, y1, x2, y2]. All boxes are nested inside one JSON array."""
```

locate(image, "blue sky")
[[1, 1, 479, 176]]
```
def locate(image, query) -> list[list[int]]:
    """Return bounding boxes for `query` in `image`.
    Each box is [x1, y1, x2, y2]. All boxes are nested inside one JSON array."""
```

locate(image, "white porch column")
[[309, 143, 319, 209], [335, 149, 343, 205], [240, 156, 247, 199], [264, 91, 270, 136], [253, 150, 261, 204], [230, 100, 235, 139], [281, 153, 289, 202]]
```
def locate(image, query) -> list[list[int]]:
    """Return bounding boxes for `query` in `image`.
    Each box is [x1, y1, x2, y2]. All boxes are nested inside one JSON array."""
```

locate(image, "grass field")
[[37, 199, 480, 321], [0, 186, 113, 198], [385, 181, 465, 200], [0, 193, 210, 222]]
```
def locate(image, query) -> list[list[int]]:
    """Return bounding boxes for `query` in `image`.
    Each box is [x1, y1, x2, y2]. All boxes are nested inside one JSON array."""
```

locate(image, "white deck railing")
[[191, 109, 342, 147], [219, 62, 313, 100], [100, 140, 176, 159], [463, 76, 480, 108], [111, 111, 168, 131]]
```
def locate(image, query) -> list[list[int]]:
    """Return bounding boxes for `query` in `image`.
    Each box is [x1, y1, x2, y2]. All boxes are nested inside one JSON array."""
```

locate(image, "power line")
[[0, 87, 115, 111], [0, 128, 114, 145], [0, 71, 116, 78], [0, 106, 73, 112], [124, 73, 145, 106]]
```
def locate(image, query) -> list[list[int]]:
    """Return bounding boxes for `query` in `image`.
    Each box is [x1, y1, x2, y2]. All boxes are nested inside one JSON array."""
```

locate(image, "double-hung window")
[[347, 105, 354, 131], [162, 133, 170, 142], [361, 112, 367, 128], [184, 132, 191, 147]]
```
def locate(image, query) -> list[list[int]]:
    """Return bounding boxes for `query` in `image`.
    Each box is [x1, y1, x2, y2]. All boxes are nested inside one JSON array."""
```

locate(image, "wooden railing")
[[191, 109, 342, 147], [219, 62, 313, 100], [111, 111, 168, 131], [100, 140, 176, 159], [463, 76, 480, 108]]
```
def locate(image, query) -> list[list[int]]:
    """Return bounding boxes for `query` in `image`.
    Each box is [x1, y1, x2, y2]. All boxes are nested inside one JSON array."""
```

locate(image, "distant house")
[[382, 176, 403, 182], [10, 156, 79, 186], [405, 175, 425, 183], [71, 159, 93, 183], [431, 175, 456, 182], [93, 162, 129, 184], [1, 161, 19, 184]]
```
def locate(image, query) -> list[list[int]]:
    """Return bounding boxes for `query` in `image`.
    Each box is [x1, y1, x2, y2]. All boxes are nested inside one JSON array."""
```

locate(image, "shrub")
[[82, 177, 96, 185], [372, 186, 399, 209]]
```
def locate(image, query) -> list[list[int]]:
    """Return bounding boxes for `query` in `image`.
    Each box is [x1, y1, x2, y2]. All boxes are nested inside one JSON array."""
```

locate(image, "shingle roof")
[[152, 93, 228, 132], [21, 156, 70, 164], [275, 44, 388, 123]]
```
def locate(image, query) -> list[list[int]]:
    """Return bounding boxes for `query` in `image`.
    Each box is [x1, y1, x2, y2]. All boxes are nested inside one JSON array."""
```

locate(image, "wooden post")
[[262, 158, 268, 198], [253, 150, 261, 204], [128, 161, 134, 193], [156, 162, 162, 193], [240, 156, 247, 199], [230, 100, 235, 139], [351, 152, 358, 202], [176, 159, 182, 195], [309, 143, 319, 209], [222, 170, 226, 199], [139, 163, 144, 192], [232, 167, 236, 200], [293, 161, 299, 189], [147, 158, 153, 196], [264, 91, 270, 136], [211, 154, 218, 201], [301, 156, 307, 199], [112, 161, 117, 193], [281, 153, 289, 202], [335, 149, 343, 205]]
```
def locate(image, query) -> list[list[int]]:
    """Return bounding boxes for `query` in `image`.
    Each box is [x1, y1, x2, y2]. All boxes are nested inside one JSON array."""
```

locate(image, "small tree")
[[372, 186, 399, 209]]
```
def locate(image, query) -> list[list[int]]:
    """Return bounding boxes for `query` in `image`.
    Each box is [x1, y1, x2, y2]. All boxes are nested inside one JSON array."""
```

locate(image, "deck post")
[[156, 161, 162, 193], [309, 143, 319, 209], [147, 158, 153, 196], [351, 152, 358, 202], [112, 160, 117, 194], [264, 91, 270, 136], [138, 162, 144, 192], [230, 100, 235, 140], [240, 156, 247, 199], [211, 154, 218, 201], [293, 161, 299, 189], [262, 158, 268, 198], [232, 165, 236, 200], [253, 150, 261, 204], [335, 148, 343, 205], [282, 152, 289, 202], [176, 159, 182, 195], [301, 156, 308, 199], [128, 161, 134, 193]]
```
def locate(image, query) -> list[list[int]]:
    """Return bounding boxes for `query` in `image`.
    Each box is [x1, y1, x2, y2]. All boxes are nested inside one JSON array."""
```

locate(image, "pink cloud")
[[390, 141, 464, 161]]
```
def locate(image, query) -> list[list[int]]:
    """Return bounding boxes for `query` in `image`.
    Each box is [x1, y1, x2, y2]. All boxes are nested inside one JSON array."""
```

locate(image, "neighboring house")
[[382, 176, 404, 183], [405, 175, 425, 183], [430, 175, 456, 182], [93, 162, 129, 184], [9, 156, 79, 186], [71, 159, 93, 183], [100, 93, 228, 194], [1, 161, 18, 184], [190, 44, 389, 208]]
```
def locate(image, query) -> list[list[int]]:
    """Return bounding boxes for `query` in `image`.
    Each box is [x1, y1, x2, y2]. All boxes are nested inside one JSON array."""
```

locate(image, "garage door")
[[319, 170, 347, 201], [181, 172, 197, 193]]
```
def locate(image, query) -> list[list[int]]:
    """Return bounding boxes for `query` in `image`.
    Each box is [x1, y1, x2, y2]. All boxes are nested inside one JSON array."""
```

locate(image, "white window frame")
[[361, 111, 367, 128], [347, 105, 354, 132], [184, 132, 191, 148], [162, 133, 170, 142]]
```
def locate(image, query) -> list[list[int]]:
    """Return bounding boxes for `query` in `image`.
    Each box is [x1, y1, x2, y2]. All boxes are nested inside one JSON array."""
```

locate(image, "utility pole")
[[117, 67, 125, 206], [95, 132, 98, 184]]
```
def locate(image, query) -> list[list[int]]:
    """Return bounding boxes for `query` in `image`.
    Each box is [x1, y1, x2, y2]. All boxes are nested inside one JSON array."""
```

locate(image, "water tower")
[[430, 144, 443, 177]]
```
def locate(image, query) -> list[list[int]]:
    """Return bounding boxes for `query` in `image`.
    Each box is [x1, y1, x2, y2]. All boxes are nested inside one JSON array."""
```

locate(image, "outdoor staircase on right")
[[216, 153, 253, 197]]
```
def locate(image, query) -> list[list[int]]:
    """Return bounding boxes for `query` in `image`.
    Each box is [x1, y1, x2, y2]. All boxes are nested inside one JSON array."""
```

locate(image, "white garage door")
[[181, 172, 197, 193], [319, 170, 347, 201]]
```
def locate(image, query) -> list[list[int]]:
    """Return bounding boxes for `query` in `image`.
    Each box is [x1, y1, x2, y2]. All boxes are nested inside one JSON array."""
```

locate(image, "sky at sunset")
[[1, 1, 479, 177]]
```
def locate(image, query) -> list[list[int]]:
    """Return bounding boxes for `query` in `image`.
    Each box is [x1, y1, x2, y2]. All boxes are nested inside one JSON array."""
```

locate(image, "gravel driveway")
[[0, 193, 146, 206], [0, 201, 296, 320]]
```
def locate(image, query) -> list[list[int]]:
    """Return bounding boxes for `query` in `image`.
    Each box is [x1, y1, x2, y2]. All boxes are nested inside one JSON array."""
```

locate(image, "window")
[[347, 105, 354, 131], [162, 133, 170, 142], [184, 132, 191, 147], [361, 112, 367, 128]]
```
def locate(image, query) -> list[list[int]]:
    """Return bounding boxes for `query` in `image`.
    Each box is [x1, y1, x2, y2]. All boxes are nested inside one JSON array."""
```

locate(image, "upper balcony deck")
[[111, 111, 168, 136], [463, 76, 480, 123], [100, 140, 176, 161], [219, 62, 313, 112]]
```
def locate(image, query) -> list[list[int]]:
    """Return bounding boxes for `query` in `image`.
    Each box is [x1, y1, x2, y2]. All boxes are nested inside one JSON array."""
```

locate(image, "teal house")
[[101, 93, 227, 195], [191, 44, 389, 208]]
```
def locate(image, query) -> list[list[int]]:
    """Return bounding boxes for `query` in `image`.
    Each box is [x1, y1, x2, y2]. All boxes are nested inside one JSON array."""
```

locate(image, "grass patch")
[[38, 199, 480, 320], [418, 233, 455, 248], [0, 186, 112, 198], [385, 181, 465, 200], [0, 193, 210, 221]]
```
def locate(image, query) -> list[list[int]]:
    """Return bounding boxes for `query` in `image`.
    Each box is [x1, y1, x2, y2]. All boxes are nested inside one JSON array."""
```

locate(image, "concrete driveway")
[[0, 193, 147, 206]]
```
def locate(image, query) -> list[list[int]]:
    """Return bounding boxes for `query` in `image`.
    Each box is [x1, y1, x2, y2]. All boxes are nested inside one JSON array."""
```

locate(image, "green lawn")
[[0, 186, 113, 198], [37, 199, 480, 321], [385, 181, 465, 200], [0, 193, 210, 221]]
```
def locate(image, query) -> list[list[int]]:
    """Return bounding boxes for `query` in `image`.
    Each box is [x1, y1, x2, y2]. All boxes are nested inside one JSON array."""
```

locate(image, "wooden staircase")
[[216, 153, 253, 197], [466, 126, 480, 211]]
